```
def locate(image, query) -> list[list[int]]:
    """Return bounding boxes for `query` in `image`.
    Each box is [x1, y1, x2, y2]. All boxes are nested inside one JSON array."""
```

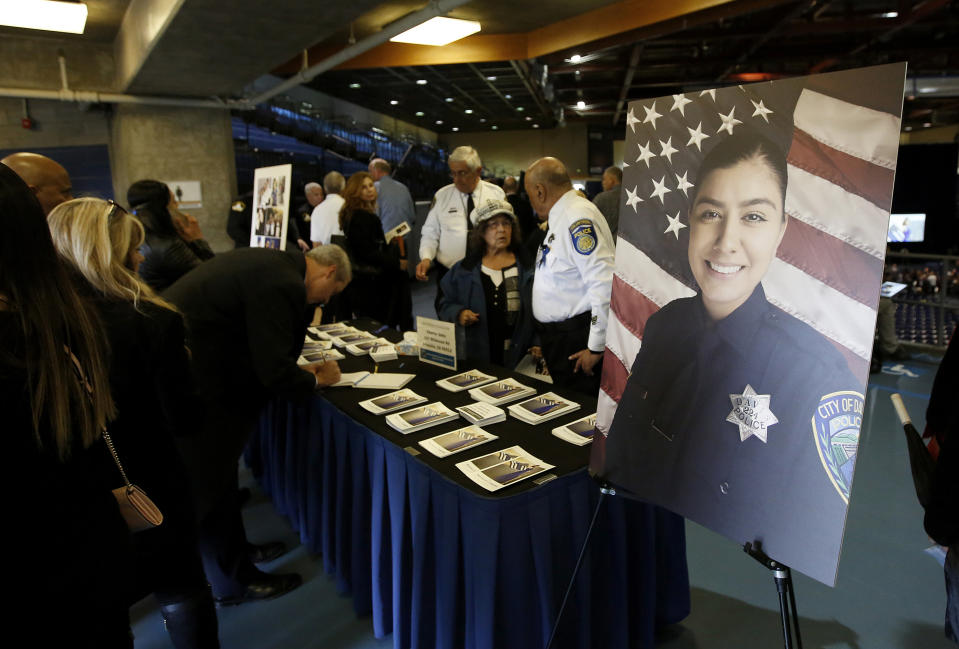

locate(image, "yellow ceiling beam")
[[527, 0, 736, 58]]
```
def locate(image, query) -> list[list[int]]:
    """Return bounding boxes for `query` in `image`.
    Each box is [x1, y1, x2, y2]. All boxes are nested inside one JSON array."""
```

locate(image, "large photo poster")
[[251, 163, 292, 250], [592, 63, 906, 586]]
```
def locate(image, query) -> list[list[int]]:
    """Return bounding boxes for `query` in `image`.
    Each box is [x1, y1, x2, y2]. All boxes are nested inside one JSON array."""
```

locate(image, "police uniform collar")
[[548, 189, 580, 219], [696, 283, 770, 358]]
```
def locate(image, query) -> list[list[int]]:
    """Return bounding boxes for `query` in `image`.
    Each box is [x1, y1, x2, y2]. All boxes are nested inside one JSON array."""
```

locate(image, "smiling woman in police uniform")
[[603, 133, 864, 586]]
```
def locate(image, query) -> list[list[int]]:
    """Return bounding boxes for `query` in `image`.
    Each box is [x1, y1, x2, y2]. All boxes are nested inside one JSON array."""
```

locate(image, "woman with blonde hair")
[[1, 166, 132, 644], [49, 197, 220, 649]]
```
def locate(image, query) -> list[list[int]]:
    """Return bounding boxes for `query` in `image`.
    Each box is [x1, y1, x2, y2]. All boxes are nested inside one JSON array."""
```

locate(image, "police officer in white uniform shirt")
[[417, 145, 505, 313], [525, 157, 614, 395]]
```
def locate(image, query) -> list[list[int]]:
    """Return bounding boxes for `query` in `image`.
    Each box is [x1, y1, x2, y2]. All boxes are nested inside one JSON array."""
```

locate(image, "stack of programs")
[[331, 331, 375, 348], [456, 401, 506, 426], [297, 348, 345, 364], [385, 402, 458, 434], [435, 369, 496, 392], [345, 338, 391, 356], [310, 324, 356, 340], [359, 388, 427, 415], [508, 392, 580, 424], [468, 378, 535, 406], [551, 413, 597, 445]]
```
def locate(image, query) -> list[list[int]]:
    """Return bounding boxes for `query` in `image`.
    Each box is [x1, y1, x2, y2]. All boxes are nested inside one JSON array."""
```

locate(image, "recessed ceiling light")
[[464, 109, 473, 114], [516, 107, 524, 112], [570, 54, 582, 63], [445, 97, 454, 103], [576, 100, 586, 109], [0, 0, 88, 34], [479, 118, 486, 123], [525, 116, 532, 121], [452, 127, 459, 132], [436, 120, 443, 125], [923, 122, 932, 127], [415, 111, 425, 117], [349, 83, 361, 89], [390, 100, 399, 105], [416, 79, 428, 85], [487, 76, 497, 81], [882, 11, 898, 18], [532, 124, 540, 128], [504, 94, 512, 99], [904, 126, 913, 131], [491, 125, 498, 130], [390, 16, 481, 46]]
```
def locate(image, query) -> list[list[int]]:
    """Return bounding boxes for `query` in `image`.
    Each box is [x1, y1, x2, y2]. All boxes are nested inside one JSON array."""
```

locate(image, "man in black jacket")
[[165, 244, 350, 605]]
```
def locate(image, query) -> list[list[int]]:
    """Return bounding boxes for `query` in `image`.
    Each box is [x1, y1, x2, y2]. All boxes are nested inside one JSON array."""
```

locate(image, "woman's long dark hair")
[[0, 164, 114, 459], [127, 179, 177, 237], [338, 171, 377, 233]]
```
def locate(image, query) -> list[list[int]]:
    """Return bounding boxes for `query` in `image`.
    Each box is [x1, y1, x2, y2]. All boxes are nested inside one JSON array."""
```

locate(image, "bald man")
[[2, 152, 73, 215], [525, 157, 615, 395]]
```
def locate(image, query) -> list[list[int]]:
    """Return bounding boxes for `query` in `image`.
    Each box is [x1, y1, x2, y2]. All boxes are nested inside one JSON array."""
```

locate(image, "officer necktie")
[[466, 193, 474, 231]]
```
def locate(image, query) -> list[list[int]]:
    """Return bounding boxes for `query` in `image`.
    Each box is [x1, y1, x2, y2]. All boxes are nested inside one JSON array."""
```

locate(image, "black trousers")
[[536, 311, 603, 397], [178, 399, 262, 598]]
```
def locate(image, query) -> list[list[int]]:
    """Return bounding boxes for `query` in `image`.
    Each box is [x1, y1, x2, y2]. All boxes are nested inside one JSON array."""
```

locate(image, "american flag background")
[[591, 63, 906, 470]]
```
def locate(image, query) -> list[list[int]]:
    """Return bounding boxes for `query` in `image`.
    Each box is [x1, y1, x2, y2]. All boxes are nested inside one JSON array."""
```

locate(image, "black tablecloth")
[[247, 320, 691, 648]]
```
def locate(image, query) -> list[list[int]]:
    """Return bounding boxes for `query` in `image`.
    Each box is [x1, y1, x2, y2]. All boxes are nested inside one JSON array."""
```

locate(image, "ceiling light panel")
[[390, 16, 481, 47], [0, 0, 88, 34]]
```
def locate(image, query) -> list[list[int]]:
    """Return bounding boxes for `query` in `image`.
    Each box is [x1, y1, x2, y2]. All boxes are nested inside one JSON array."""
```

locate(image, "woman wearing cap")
[[438, 199, 536, 368]]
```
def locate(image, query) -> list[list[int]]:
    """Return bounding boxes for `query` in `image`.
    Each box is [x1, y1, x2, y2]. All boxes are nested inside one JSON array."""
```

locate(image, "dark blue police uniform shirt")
[[604, 283, 863, 586]]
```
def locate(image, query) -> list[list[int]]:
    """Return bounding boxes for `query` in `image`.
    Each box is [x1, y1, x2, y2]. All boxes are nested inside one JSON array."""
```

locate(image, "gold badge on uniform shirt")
[[726, 385, 778, 443]]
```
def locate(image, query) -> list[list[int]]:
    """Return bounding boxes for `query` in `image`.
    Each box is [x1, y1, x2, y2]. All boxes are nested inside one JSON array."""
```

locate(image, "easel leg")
[[745, 542, 803, 649], [545, 483, 614, 649]]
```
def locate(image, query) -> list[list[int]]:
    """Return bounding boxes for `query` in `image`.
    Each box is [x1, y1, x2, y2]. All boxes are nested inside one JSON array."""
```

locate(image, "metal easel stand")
[[544, 481, 615, 649], [744, 541, 803, 649]]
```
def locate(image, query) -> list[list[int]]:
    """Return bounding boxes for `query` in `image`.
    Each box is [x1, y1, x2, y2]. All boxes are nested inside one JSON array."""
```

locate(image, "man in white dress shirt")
[[417, 146, 505, 313], [309, 171, 346, 247], [525, 156, 615, 395]]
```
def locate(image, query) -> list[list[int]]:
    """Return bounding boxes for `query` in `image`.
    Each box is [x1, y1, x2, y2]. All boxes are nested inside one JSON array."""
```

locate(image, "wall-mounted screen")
[[887, 212, 926, 242]]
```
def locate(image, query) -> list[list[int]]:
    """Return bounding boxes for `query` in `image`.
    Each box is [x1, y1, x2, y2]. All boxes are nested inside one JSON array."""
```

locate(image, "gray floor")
[[131, 278, 953, 648]]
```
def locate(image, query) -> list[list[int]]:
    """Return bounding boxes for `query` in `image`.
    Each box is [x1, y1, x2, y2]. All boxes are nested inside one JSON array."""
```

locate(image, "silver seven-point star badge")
[[726, 385, 778, 442]]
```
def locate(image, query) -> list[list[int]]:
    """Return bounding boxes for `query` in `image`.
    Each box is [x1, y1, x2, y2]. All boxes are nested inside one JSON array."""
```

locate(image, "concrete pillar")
[[110, 103, 236, 251]]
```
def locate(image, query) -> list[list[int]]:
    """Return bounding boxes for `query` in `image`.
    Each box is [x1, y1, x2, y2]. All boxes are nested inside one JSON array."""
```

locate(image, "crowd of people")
[[20, 135, 956, 645]]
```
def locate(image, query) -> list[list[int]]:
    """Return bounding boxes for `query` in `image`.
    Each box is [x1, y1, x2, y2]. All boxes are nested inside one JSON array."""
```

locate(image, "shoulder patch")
[[812, 390, 863, 503], [569, 218, 597, 255]]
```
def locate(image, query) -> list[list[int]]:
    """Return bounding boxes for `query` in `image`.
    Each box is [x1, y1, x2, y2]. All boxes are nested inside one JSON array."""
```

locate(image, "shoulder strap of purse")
[[65, 346, 132, 488]]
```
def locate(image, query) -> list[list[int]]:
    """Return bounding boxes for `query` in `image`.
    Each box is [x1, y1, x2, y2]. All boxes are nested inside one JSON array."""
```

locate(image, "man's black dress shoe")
[[248, 540, 287, 563], [214, 571, 302, 606]]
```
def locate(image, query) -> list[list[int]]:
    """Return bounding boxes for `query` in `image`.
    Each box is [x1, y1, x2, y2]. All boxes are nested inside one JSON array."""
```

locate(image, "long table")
[[247, 331, 690, 649]]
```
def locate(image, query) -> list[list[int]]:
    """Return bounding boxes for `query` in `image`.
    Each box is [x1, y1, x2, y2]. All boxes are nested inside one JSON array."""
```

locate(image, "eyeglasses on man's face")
[[450, 169, 476, 179]]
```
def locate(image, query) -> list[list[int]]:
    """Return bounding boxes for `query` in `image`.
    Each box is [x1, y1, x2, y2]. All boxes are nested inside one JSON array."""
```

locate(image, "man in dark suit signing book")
[[165, 244, 350, 605]]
